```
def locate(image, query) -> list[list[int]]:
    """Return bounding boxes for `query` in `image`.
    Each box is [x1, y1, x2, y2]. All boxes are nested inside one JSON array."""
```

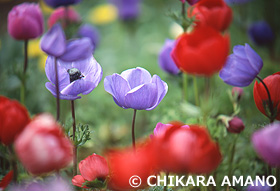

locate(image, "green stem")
[[183, 73, 188, 101], [275, 168, 280, 191], [20, 40, 28, 104], [132, 109, 137, 150], [164, 172, 169, 191], [71, 100, 77, 176], [228, 136, 238, 178], [54, 58, 60, 121], [8, 146, 17, 182], [256, 75, 274, 123], [193, 76, 199, 106]]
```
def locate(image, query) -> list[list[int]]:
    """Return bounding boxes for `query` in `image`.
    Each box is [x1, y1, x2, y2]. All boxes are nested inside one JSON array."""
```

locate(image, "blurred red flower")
[[107, 142, 157, 190], [253, 72, 280, 121], [72, 153, 109, 188], [171, 26, 230, 76], [14, 114, 73, 175], [0, 170, 13, 190], [0, 96, 30, 145], [154, 123, 222, 174], [190, 0, 232, 32]]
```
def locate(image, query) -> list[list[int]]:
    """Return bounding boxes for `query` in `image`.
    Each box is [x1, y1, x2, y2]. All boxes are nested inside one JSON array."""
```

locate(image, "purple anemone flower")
[[158, 39, 180, 75], [45, 55, 102, 100], [8, 176, 73, 191], [40, 23, 94, 61], [252, 123, 280, 167], [111, 0, 141, 20], [248, 21, 275, 46], [44, 0, 81, 8], [78, 24, 100, 52], [41, 24, 66, 57], [219, 43, 263, 87], [104, 67, 168, 110], [247, 180, 272, 191], [187, 0, 200, 5], [225, 0, 253, 5]]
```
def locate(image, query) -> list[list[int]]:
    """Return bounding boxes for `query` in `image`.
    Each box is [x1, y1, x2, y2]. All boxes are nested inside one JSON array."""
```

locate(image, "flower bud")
[[0, 96, 30, 145], [232, 87, 244, 101], [8, 3, 44, 40], [77, 24, 100, 52], [227, 117, 245, 134]]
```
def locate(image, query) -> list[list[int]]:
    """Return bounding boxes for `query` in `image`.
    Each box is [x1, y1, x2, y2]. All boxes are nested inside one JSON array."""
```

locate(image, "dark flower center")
[[67, 68, 83, 83]]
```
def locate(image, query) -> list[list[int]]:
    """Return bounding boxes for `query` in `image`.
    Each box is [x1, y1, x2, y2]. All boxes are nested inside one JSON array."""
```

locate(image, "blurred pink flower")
[[14, 114, 73, 175], [48, 7, 81, 28]]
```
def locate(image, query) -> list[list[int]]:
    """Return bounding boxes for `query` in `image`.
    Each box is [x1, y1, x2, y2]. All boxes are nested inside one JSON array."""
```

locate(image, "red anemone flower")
[[171, 26, 230, 76]]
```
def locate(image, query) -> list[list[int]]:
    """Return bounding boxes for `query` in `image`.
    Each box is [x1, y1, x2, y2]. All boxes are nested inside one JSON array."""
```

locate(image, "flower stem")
[[275, 168, 280, 191], [20, 40, 28, 104], [181, 0, 187, 32], [132, 109, 137, 150], [71, 100, 77, 176], [8, 145, 17, 182], [54, 58, 60, 121], [193, 76, 199, 106], [256, 75, 274, 123], [228, 135, 238, 179], [183, 73, 188, 101]]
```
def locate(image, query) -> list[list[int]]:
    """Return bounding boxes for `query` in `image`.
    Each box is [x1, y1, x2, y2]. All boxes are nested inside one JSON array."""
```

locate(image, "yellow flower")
[[88, 4, 117, 25], [40, 0, 54, 15], [28, 39, 48, 72], [39, 54, 48, 71], [28, 39, 44, 58]]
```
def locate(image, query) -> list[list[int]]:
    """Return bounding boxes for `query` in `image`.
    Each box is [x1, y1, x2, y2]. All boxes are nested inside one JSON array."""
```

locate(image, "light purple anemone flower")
[[104, 67, 168, 110], [45, 55, 102, 100], [219, 43, 263, 87], [252, 123, 280, 167], [158, 39, 180, 75]]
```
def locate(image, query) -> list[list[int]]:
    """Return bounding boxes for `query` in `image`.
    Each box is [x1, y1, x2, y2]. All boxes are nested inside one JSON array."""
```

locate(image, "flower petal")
[[244, 43, 263, 73], [104, 74, 130, 108], [124, 83, 158, 110], [59, 38, 93, 62], [45, 82, 81, 100], [40, 24, 66, 57], [45, 56, 69, 89], [120, 67, 152, 89], [148, 75, 168, 110], [60, 80, 96, 96]]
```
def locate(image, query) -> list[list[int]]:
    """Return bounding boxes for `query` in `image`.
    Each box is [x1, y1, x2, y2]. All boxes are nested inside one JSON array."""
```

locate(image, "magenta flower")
[[8, 3, 44, 40], [252, 123, 280, 167], [158, 39, 180, 75], [44, 0, 81, 8], [104, 67, 168, 110], [45, 56, 102, 100], [40, 24, 94, 61]]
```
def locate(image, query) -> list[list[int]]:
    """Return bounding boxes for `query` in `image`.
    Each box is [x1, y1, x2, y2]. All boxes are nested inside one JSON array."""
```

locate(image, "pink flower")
[[14, 114, 73, 175], [48, 7, 81, 28], [8, 3, 44, 40], [72, 154, 109, 188]]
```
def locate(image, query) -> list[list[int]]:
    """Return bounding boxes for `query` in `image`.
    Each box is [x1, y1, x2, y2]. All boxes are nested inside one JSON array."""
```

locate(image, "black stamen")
[[67, 68, 83, 83]]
